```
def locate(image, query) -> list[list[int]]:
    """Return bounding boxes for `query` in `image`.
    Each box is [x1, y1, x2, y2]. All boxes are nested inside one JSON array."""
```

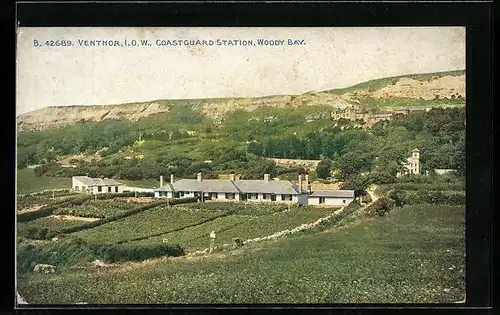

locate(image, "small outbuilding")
[[307, 189, 355, 206], [72, 176, 124, 194]]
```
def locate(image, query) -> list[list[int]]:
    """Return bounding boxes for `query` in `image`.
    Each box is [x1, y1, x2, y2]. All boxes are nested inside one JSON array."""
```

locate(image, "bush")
[[89, 243, 184, 263], [17, 237, 96, 274], [404, 191, 465, 205], [364, 198, 395, 217]]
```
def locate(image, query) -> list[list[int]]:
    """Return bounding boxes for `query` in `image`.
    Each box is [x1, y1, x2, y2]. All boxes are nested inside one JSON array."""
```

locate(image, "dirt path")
[[243, 208, 345, 245], [17, 204, 46, 214], [49, 215, 101, 222], [366, 185, 379, 204]]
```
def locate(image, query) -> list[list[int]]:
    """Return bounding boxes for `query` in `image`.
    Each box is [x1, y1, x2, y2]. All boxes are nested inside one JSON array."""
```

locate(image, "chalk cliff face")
[[17, 102, 171, 132], [17, 71, 465, 132]]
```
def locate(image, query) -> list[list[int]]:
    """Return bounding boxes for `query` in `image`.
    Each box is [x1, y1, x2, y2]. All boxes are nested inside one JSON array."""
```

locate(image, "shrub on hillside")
[[17, 237, 96, 274], [90, 243, 184, 263], [405, 191, 465, 205], [364, 198, 395, 217]]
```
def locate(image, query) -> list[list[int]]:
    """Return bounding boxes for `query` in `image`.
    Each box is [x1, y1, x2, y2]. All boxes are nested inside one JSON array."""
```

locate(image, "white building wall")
[[307, 196, 353, 206], [325, 197, 352, 206], [72, 178, 87, 191], [308, 197, 320, 205], [154, 191, 173, 198]]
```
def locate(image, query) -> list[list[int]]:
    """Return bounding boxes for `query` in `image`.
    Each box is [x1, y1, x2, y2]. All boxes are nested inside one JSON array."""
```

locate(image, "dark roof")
[[309, 190, 354, 198], [155, 178, 302, 195], [155, 183, 175, 192], [172, 179, 241, 193], [73, 176, 123, 186], [234, 180, 300, 195]]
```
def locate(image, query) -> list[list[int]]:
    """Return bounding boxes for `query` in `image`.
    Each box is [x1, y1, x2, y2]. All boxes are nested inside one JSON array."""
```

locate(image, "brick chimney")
[[264, 174, 270, 182], [197, 172, 203, 182], [160, 175, 163, 187], [298, 174, 303, 192], [170, 174, 174, 184], [305, 174, 311, 194]]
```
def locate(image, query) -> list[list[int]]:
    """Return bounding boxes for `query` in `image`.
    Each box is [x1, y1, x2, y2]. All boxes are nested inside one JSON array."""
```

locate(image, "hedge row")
[[17, 237, 184, 273], [17, 195, 94, 223], [388, 189, 465, 206], [89, 242, 185, 263], [57, 197, 198, 235]]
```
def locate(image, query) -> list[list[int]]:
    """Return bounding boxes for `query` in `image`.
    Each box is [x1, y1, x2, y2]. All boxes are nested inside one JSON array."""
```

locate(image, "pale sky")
[[16, 27, 465, 114]]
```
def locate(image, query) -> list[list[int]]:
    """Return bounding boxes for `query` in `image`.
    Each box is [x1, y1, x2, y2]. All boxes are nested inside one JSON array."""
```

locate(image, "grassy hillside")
[[16, 168, 71, 195], [17, 203, 465, 304], [328, 69, 465, 95]]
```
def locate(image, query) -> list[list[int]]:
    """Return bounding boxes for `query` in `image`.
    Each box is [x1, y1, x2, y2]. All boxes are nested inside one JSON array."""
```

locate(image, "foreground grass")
[[16, 168, 71, 195], [18, 204, 464, 304]]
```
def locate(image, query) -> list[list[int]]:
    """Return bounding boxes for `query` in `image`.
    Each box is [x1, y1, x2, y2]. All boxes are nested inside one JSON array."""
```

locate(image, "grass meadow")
[[17, 203, 465, 304]]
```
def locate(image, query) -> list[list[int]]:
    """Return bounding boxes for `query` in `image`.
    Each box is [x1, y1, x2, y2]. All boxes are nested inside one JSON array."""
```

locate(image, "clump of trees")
[[19, 106, 465, 192]]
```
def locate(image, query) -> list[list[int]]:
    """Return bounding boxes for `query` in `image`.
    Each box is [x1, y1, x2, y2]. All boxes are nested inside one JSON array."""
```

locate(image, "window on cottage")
[[343, 200, 346, 204], [319, 197, 325, 204], [226, 193, 235, 200], [98, 186, 102, 192], [262, 194, 268, 200], [108, 187, 112, 192], [212, 192, 218, 199], [180, 191, 185, 197], [115, 187, 118, 192], [75, 186, 79, 190]]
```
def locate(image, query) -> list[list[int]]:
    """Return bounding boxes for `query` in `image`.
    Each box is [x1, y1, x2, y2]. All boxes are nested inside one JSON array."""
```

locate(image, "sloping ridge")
[[17, 69, 465, 132]]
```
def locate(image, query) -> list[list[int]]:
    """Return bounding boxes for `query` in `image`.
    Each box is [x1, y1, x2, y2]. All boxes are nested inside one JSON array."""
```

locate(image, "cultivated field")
[[16, 175, 465, 304], [17, 202, 465, 304]]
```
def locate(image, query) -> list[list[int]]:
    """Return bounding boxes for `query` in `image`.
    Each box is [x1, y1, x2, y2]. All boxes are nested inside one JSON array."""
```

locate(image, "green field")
[[52, 199, 138, 218], [17, 203, 465, 304], [71, 206, 228, 244], [16, 168, 71, 195], [128, 206, 337, 251]]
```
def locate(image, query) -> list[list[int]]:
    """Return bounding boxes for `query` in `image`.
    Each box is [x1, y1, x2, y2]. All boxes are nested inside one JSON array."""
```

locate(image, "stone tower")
[[410, 148, 420, 175]]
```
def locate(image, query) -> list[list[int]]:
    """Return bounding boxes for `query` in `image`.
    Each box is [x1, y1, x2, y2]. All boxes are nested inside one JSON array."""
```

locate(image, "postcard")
[[16, 26, 466, 305]]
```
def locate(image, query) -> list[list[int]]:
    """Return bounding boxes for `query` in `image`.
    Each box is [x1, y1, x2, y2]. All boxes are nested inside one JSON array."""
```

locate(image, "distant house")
[[393, 108, 410, 115], [154, 173, 353, 206], [368, 113, 393, 124], [155, 173, 307, 204], [434, 169, 457, 175], [72, 176, 125, 194], [398, 148, 421, 177], [305, 113, 328, 122], [331, 106, 370, 123], [308, 190, 355, 206]]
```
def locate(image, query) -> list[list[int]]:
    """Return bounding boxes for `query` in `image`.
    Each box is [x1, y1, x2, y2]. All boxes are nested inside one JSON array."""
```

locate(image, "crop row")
[[128, 206, 339, 251], [53, 199, 138, 218], [72, 205, 228, 244]]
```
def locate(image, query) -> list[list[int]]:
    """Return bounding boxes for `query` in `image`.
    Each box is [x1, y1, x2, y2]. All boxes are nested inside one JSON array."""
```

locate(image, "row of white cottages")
[[71, 173, 354, 206]]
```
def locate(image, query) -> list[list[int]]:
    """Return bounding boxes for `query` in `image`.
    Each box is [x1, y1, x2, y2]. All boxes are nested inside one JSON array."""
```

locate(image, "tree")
[[334, 151, 374, 180], [316, 159, 332, 179], [340, 174, 369, 197]]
